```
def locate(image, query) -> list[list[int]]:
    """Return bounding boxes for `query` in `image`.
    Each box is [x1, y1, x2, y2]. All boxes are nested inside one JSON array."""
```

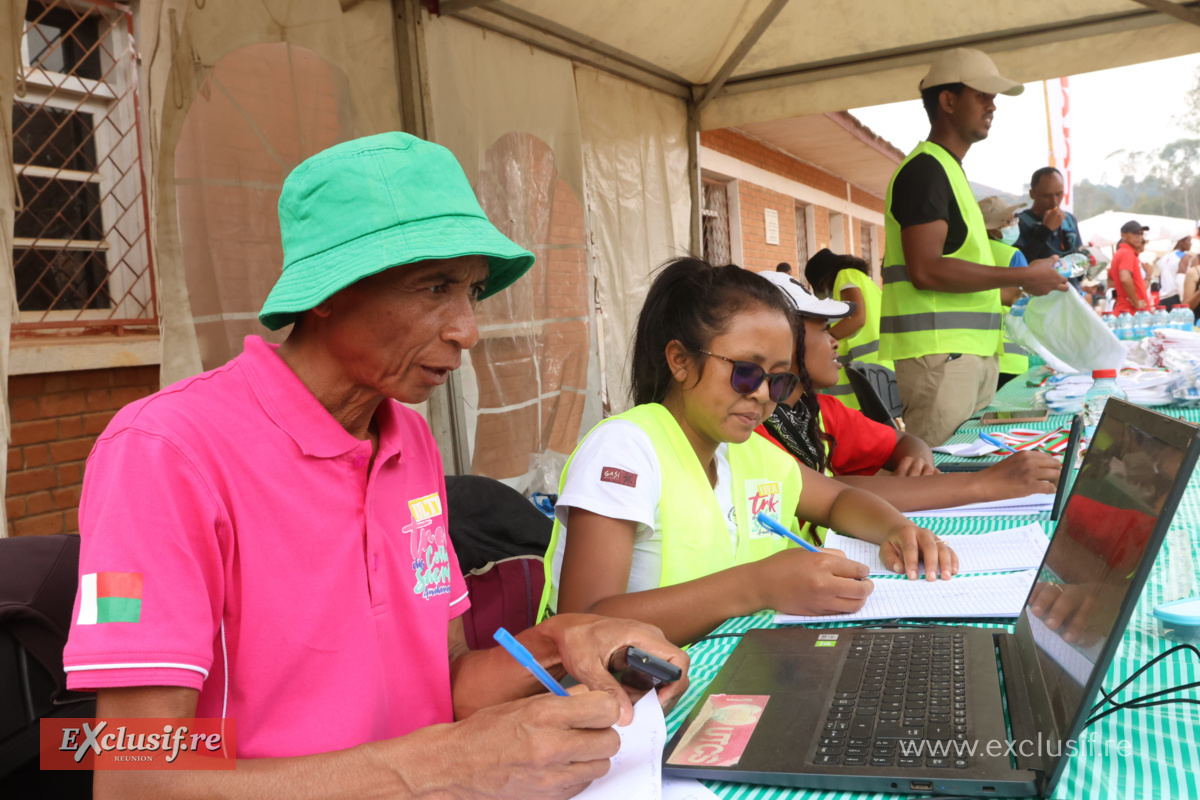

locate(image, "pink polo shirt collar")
[[238, 336, 407, 463]]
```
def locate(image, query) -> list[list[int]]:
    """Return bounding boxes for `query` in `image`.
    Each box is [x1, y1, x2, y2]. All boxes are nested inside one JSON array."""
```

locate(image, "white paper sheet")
[[577, 690, 666, 800], [907, 492, 1055, 518], [773, 569, 1037, 624], [822, 524, 1050, 576], [932, 440, 1002, 457]]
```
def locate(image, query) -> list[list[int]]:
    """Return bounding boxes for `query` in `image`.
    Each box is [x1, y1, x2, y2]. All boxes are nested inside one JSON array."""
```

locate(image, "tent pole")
[[1127, 0, 1200, 27], [687, 99, 703, 257], [392, 0, 472, 476]]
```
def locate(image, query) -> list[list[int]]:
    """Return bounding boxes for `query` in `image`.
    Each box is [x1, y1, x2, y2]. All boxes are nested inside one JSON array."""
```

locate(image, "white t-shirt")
[[547, 420, 737, 610], [1157, 252, 1183, 297]]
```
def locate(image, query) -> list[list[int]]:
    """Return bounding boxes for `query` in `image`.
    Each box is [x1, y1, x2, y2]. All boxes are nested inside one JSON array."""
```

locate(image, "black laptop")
[[663, 400, 1199, 797]]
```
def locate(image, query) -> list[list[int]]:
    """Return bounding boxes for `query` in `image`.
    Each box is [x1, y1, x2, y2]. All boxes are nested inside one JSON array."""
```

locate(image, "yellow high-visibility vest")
[[822, 269, 894, 410], [537, 403, 805, 620], [880, 141, 1002, 361]]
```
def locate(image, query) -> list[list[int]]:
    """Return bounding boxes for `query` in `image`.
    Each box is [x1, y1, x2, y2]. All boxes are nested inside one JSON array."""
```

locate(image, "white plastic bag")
[[1003, 313, 1076, 374], [1022, 289, 1126, 372]]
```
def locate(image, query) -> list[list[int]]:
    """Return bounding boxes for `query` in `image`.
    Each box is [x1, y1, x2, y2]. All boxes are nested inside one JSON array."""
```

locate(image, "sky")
[[851, 52, 1200, 198]]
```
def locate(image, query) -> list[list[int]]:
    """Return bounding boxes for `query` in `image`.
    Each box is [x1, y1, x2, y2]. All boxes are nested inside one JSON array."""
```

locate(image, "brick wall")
[[812, 206, 831, 251], [850, 185, 885, 215], [701, 128, 892, 269], [701, 130, 848, 198], [7, 366, 159, 537], [737, 182, 798, 271]]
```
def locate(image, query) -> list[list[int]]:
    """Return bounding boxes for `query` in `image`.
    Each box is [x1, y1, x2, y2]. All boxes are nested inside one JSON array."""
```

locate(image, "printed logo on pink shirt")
[[404, 492, 453, 600]]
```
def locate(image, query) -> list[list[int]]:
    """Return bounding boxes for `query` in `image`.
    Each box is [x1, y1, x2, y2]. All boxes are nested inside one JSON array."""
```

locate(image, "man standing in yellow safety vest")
[[880, 48, 1068, 446]]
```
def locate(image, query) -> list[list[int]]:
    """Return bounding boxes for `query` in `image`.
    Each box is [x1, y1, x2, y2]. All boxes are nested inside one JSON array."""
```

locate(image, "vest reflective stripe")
[[845, 340, 881, 360], [881, 311, 1003, 334], [1000, 336, 1031, 375], [988, 240, 1031, 375], [536, 403, 805, 621], [824, 270, 893, 412], [880, 141, 1002, 361]]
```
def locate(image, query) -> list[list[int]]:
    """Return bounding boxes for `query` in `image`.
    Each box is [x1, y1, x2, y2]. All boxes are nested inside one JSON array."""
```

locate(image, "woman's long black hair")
[[629, 257, 833, 472], [792, 321, 836, 474]]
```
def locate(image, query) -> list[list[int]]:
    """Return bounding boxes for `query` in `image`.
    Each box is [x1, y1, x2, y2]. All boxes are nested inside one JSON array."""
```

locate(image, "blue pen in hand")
[[755, 511, 821, 553], [979, 432, 1019, 454], [494, 627, 570, 697]]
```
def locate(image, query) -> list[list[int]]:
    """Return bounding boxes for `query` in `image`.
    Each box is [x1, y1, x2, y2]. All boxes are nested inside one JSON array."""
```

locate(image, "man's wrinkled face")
[[317, 255, 489, 404]]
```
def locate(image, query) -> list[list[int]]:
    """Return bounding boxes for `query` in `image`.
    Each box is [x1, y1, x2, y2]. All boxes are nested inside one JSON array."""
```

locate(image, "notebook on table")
[[663, 400, 1199, 798]]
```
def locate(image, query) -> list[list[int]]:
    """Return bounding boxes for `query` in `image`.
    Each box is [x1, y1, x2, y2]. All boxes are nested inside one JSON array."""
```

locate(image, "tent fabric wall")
[[574, 65, 690, 414], [424, 16, 600, 492], [135, 0, 403, 386], [174, 42, 358, 372]]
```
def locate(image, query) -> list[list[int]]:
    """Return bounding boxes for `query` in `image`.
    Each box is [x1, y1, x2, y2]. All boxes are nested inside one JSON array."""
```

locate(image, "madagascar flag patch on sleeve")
[[77, 572, 143, 624]]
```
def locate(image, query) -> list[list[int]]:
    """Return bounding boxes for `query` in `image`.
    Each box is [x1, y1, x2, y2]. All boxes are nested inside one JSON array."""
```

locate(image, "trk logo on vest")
[[404, 492, 452, 600], [746, 480, 783, 539]]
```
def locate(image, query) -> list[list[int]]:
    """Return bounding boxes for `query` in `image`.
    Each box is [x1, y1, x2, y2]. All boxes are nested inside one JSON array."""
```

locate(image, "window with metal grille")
[[701, 180, 730, 267], [13, 0, 155, 330], [794, 202, 809, 268]]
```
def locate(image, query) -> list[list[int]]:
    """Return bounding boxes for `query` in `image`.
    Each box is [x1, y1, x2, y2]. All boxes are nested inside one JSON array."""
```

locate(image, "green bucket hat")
[[258, 132, 535, 331]]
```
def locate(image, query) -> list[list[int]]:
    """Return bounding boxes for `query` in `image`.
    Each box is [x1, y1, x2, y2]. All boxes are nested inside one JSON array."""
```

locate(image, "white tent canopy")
[[1078, 210, 1197, 247], [444, 0, 1200, 130]]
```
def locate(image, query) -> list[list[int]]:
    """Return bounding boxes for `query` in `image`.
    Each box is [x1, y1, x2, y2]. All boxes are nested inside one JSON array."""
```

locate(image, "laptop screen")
[[1022, 404, 1193, 748]]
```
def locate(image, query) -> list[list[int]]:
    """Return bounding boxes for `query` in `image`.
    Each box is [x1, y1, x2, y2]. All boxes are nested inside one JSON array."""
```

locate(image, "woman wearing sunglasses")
[[537, 258, 956, 647]]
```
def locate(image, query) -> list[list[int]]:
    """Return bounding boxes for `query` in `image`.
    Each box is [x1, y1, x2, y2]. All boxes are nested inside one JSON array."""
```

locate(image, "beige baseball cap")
[[920, 48, 1024, 97], [978, 196, 1026, 230]]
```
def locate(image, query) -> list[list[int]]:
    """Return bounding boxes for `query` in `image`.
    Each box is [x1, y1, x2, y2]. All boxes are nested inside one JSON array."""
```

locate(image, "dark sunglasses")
[[699, 350, 799, 402]]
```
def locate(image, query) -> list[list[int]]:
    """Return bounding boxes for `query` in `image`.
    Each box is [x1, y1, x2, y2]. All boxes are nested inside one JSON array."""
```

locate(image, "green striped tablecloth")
[[667, 368, 1200, 799]]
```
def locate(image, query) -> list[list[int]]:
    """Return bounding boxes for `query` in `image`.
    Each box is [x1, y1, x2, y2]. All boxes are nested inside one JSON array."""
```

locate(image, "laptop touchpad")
[[726, 651, 836, 696]]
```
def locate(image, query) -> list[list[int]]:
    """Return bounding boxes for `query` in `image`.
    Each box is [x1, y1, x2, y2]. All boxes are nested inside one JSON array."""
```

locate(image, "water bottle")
[[1175, 305, 1192, 331], [1135, 310, 1152, 339], [1084, 369, 1128, 429], [1117, 312, 1133, 341], [1154, 306, 1170, 332], [1054, 253, 1091, 279]]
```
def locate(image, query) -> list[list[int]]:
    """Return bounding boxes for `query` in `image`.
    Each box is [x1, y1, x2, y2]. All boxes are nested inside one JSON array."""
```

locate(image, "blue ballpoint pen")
[[755, 511, 821, 553], [979, 431, 1019, 454], [493, 627, 570, 697]]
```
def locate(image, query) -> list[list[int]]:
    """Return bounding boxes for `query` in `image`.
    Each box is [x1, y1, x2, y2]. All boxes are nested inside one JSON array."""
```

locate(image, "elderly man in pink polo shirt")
[[64, 133, 688, 799]]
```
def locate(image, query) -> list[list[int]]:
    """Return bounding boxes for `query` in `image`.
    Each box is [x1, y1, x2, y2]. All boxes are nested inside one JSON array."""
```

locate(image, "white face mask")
[[1000, 224, 1019, 246]]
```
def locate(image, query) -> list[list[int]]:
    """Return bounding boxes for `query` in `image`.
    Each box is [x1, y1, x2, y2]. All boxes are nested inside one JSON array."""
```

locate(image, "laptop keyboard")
[[815, 632, 970, 770]]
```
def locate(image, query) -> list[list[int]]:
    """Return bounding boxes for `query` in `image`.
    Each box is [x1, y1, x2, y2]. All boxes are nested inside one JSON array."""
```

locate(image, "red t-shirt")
[[1109, 242, 1150, 314], [755, 394, 898, 476]]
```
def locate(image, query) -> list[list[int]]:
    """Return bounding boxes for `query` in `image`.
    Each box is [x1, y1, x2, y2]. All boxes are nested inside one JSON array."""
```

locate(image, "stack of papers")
[[821, 524, 1049, 575], [774, 522, 1052, 625], [774, 569, 1038, 625], [908, 492, 1054, 517]]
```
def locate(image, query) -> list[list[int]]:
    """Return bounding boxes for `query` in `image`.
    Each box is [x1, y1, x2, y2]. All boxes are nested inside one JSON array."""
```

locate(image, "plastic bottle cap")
[[1176, 305, 1190, 309], [1092, 369, 1118, 379]]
